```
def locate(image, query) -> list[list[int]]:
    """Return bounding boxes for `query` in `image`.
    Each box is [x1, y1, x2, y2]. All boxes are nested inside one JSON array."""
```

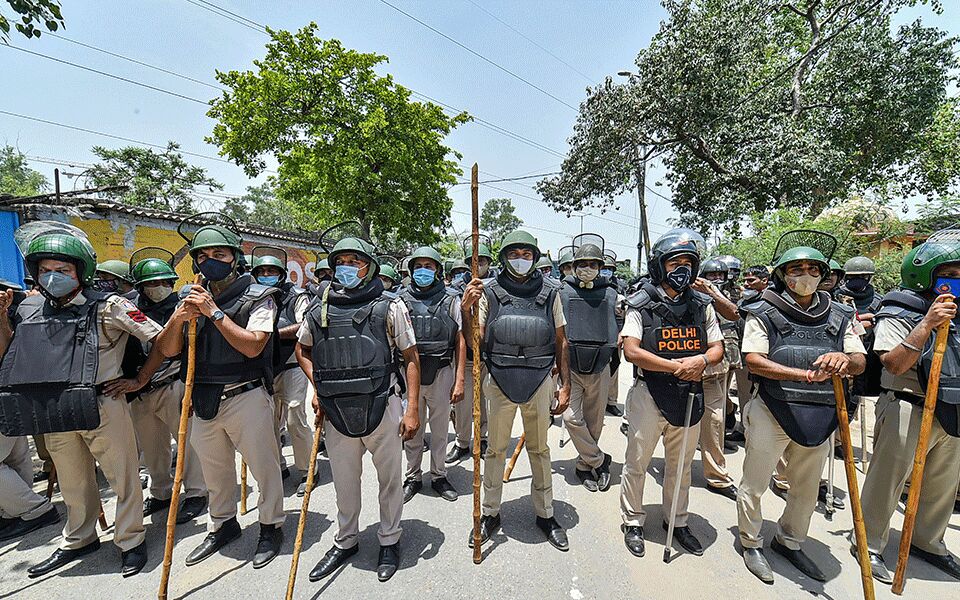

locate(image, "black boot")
[[252, 523, 283, 569], [0, 507, 59, 541], [185, 517, 241, 566], [402, 478, 423, 504], [576, 468, 599, 492], [142, 496, 171, 517], [431, 477, 458, 502], [596, 453, 613, 492], [121, 541, 147, 577], [535, 516, 569, 551], [445, 444, 471, 464]]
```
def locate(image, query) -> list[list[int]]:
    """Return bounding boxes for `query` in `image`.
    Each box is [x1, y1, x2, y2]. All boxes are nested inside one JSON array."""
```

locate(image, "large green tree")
[[0, 145, 47, 196], [480, 197, 523, 243], [1, 0, 63, 41], [87, 142, 223, 213], [539, 0, 958, 233], [222, 181, 304, 231], [207, 23, 469, 246]]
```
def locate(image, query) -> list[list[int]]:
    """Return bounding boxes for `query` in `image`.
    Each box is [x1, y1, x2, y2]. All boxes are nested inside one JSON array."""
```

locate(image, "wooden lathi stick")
[[503, 433, 526, 483], [470, 163, 483, 565], [286, 412, 324, 600], [240, 460, 248, 515]]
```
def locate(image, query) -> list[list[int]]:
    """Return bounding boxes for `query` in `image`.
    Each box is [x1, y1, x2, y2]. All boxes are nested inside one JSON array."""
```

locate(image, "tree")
[[0, 145, 47, 196], [480, 197, 523, 243], [207, 23, 470, 247], [222, 181, 309, 231], [87, 142, 223, 213], [539, 0, 959, 233], [1, 0, 64, 41]]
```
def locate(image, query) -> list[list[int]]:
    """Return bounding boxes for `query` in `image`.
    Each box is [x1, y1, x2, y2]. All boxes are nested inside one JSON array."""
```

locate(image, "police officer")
[[536, 256, 555, 278], [124, 255, 208, 523], [379, 264, 402, 294], [461, 230, 571, 551], [557, 248, 575, 279], [0, 224, 168, 577], [837, 256, 884, 398], [619, 228, 724, 559], [251, 252, 315, 496], [718, 255, 744, 295], [819, 260, 845, 295], [449, 259, 470, 288], [858, 242, 960, 583], [446, 242, 495, 465], [400, 247, 463, 503], [0, 432, 59, 541], [601, 253, 626, 419], [559, 240, 617, 491], [296, 237, 420, 583], [737, 237, 865, 584], [314, 258, 332, 283], [742, 265, 769, 297], [95, 260, 139, 301], [155, 218, 285, 569]]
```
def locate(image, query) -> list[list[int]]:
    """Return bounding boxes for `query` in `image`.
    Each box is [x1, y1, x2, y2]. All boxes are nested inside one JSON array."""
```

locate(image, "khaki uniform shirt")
[[741, 291, 866, 355], [873, 316, 922, 395]]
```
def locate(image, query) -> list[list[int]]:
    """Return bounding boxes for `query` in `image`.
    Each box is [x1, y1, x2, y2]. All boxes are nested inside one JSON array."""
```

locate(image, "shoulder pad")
[[742, 298, 774, 318], [381, 290, 399, 301], [878, 289, 927, 314], [541, 276, 562, 291], [829, 300, 855, 318], [624, 289, 653, 309], [690, 290, 712, 306], [245, 283, 282, 303], [82, 288, 116, 303]]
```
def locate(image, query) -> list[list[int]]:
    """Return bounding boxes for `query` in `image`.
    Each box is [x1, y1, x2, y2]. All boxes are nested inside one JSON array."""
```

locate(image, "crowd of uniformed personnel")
[[0, 215, 958, 592]]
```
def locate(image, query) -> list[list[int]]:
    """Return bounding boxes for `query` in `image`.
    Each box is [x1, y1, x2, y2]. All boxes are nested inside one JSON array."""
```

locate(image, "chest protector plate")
[[401, 286, 458, 385], [630, 285, 707, 427], [273, 283, 305, 369], [560, 281, 618, 374], [0, 293, 102, 435], [307, 293, 394, 438], [482, 278, 557, 404], [750, 295, 854, 446], [185, 275, 279, 420]]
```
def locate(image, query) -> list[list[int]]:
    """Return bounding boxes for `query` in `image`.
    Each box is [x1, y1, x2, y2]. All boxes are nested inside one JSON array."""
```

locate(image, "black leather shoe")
[[402, 479, 423, 504], [662, 522, 703, 556], [309, 544, 359, 581], [142, 496, 171, 517], [480, 440, 488, 459], [771, 538, 826, 581], [818, 482, 845, 509], [468, 514, 501, 548], [606, 404, 623, 417], [253, 523, 283, 569], [596, 454, 613, 492], [281, 466, 291, 480], [623, 525, 644, 557], [535, 516, 569, 552], [184, 517, 241, 566], [743, 547, 774, 584], [431, 477, 458, 502], [28, 539, 101, 577], [909, 545, 960, 581], [377, 543, 400, 582], [620, 422, 629, 436], [0, 507, 59, 541], [121, 541, 147, 577], [725, 430, 746, 443], [576, 468, 599, 492], [297, 474, 318, 498], [707, 484, 738, 502], [33, 470, 50, 483], [176, 496, 208, 525], [851, 546, 891, 584], [445, 444, 471, 464]]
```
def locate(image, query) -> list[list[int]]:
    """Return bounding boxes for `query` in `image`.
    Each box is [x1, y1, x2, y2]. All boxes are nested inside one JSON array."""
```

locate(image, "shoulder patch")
[[126, 308, 149, 324]]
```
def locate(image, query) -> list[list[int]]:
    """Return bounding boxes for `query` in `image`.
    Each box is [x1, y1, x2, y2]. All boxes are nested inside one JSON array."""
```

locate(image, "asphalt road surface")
[[1, 371, 957, 600]]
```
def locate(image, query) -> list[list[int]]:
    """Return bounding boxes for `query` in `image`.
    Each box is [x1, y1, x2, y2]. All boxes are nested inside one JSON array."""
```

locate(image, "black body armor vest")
[[273, 282, 306, 370], [401, 284, 458, 385], [560, 277, 618, 375]]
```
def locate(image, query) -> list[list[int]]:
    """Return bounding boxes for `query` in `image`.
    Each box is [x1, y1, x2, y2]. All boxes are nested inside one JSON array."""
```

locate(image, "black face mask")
[[665, 265, 693, 292], [197, 258, 234, 282], [845, 276, 870, 293], [93, 279, 118, 293]]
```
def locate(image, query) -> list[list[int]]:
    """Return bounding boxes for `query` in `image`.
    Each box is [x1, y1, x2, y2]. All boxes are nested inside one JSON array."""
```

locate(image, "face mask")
[[456, 272, 470, 284], [506, 258, 534, 278], [197, 258, 234, 282], [600, 268, 614, 279], [257, 275, 281, 287], [412, 268, 436, 288], [844, 277, 870, 293], [665, 265, 693, 291], [143, 284, 173, 303], [39, 271, 79, 298], [335, 265, 363, 289], [477, 263, 490, 277], [93, 279, 118, 293], [575, 265, 599, 282], [786, 274, 821, 296]]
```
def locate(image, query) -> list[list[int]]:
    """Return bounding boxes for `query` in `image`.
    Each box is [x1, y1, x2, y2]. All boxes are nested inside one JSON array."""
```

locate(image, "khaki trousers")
[[45, 395, 144, 551], [563, 370, 608, 471], [482, 373, 554, 519], [273, 367, 314, 473], [453, 360, 488, 449], [405, 365, 454, 481], [326, 395, 403, 548], [130, 379, 206, 501], [607, 362, 620, 406], [620, 380, 699, 528], [861, 392, 960, 556], [0, 434, 51, 520], [191, 387, 285, 532], [700, 373, 734, 488], [33, 434, 52, 474], [737, 398, 830, 550]]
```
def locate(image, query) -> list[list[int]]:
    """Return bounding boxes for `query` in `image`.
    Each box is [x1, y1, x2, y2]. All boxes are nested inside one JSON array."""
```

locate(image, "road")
[[1, 371, 957, 600]]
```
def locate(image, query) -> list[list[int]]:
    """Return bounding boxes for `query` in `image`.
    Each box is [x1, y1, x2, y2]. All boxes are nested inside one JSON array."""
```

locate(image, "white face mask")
[[143, 284, 173, 303], [786, 274, 820, 297], [477, 263, 490, 277], [575, 265, 599, 282], [507, 258, 534, 277]]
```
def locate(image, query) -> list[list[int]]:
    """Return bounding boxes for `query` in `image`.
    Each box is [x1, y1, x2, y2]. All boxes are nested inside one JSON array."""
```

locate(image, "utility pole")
[[54, 168, 61, 202], [636, 145, 650, 271]]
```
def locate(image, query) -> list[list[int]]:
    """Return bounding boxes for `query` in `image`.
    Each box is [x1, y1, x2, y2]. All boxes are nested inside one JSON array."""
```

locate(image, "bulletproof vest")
[[305, 281, 395, 437], [876, 289, 960, 437], [453, 273, 492, 363], [482, 274, 558, 404], [136, 292, 180, 386], [836, 285, 883, 395], [747, 290, 855, 446], [0, 291, 103, 435], [626, 283, 708, 427], [186, 274, 280, 420], [273, 282, 306, 369], [559, 278, 618, 374], [400, 284, 458, 385]]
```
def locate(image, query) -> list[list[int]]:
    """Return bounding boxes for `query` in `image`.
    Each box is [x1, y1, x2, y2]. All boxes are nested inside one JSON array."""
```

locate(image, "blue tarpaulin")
[[0, 210, 24, 287]]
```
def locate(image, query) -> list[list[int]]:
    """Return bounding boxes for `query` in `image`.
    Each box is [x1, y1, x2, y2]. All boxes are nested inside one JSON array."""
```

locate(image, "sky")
[[1, 0, 957, 267]]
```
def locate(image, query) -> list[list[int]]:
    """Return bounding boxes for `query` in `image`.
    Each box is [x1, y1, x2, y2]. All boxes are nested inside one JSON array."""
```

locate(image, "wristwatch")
[[211, 309, 225, 322]]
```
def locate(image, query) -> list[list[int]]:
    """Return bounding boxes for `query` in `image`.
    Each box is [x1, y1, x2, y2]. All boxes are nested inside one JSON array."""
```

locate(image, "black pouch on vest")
[[192, 383, 226, 420], [0, 384, 100, 436]]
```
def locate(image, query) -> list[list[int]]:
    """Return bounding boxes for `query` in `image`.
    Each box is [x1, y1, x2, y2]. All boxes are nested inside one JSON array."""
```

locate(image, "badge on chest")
[[654, 326, 703, 355]]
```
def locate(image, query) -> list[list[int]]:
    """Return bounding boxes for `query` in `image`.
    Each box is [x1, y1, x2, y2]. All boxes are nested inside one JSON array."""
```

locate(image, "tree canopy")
[[0, 145, 47, 197], [1, 0, 63, 41], [480, 197, 523, 243], [222, 181, 303, 231], [207, 23, 470, 247]]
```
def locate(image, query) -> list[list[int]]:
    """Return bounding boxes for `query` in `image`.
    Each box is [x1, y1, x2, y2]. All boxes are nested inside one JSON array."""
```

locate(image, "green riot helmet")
[[96, 260, 134, 283], [573, 243, 604, 265], [24, 232, 97, 286], [314, 258, 331, 277], [771, 246, 830, 291], [843, 256, 876, 276], [327, 236, 380, 286], [900, 231, 960, 292], [648, 228, 704, 286], [498, 230, 541, 278], [131, 258, 178, 285], [829, 259, 845, 277], [558, 249, 575, 268], [379, 264, 400, 286], [188, 226, 242, 258], [406, 246, 444, 274], [251, 254, 287, 285], [535, 255, 554, 277]]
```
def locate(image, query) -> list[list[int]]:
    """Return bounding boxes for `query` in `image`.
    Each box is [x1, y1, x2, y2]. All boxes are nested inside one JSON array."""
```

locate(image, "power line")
[[377, 0, 579, 112], [449, 208, 637, 252], [182, 0, 267, 34], [464, 0, 595, 84]]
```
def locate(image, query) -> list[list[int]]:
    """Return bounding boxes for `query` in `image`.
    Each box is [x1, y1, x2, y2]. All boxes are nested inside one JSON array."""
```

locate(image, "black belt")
[[222, 381, 263, 401], [277, 362, 301, 374], [141, 373, 180, 394], [884, 388, 924, 407]]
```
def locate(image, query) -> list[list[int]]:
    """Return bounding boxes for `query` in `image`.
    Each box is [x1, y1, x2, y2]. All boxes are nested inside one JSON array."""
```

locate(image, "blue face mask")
[[457, 272, 470, 284], [600, 268, 614, 279], [335, 265, 363, 289], [197, 258, 234, 282], [39, 271, 79, 298], [257, 275, 281, 287], [412, 268, 436, 288]]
